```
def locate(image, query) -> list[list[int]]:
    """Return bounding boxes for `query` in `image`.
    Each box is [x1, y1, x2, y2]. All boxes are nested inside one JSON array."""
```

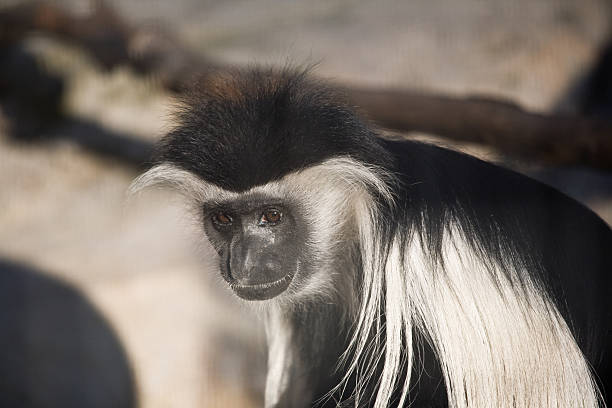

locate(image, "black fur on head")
[[154, 67, 388, 192]]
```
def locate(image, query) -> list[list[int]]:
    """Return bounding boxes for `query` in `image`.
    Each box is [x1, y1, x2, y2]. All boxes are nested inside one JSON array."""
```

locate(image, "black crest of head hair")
[[154, 67, 389, 191]]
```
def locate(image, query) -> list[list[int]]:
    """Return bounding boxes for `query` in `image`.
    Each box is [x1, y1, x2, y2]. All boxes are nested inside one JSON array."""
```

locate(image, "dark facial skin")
[[202, 197, 306, 301]]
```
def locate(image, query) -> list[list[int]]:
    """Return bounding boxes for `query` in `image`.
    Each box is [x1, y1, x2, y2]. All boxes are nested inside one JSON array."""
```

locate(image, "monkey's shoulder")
[[381, 138, 612, 356], [381, 138, 610, 233], [380, 138, 612, 276]]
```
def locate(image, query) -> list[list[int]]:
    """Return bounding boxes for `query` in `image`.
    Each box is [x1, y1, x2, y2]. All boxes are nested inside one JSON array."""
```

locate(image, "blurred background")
[[1, 0, 611, 407]]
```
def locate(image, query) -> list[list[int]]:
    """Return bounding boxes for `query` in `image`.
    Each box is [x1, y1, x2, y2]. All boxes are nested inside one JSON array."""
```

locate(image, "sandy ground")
[[1, 0, 611, 407]]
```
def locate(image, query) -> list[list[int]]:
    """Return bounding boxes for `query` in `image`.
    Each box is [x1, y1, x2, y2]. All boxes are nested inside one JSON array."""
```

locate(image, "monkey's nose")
[[231, 256, 284, 286]]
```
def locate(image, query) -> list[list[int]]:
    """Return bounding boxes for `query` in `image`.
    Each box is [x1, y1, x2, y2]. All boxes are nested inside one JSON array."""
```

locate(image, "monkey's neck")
[[264, 302, 350, 408]]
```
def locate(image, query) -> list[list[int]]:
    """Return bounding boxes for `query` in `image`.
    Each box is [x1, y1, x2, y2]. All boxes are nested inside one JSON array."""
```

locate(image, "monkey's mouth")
[[230, 272, 294, 301]]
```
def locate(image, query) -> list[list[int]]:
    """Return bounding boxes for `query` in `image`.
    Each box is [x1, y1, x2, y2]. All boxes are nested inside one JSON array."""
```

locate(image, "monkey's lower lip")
[[230, 273, 294, 301]]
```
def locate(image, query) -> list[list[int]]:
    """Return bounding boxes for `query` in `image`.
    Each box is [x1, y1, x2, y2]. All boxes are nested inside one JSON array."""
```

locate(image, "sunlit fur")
[[131, 157, 602, 407]]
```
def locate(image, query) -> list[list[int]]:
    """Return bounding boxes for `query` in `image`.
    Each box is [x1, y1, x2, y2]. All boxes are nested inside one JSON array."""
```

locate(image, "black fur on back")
[[155, 68, 389, 192]]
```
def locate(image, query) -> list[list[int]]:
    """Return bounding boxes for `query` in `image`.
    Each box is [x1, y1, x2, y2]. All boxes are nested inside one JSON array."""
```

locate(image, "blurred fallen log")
[[0, 41, 153, 167], [346, 89, 612, 169], [55, 118, 155, 166], [0, 43, 64, 138], [0, 1, 130, 68], [1, 1, 612, 169], [0, 1, 220, 90]]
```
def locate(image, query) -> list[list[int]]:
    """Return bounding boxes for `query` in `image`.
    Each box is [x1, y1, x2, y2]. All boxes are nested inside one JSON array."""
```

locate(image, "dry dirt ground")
[[1, 1, 611, 407]]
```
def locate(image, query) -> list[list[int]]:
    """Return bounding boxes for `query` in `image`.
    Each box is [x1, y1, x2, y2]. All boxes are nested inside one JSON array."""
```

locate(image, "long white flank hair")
[[332, 158, 603, 408], [132, 157, 602, 408]]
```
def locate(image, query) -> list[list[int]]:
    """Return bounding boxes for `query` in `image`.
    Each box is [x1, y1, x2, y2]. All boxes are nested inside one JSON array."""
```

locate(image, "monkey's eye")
[[212, 212, 233, 227], [259, 209, 282, 226]]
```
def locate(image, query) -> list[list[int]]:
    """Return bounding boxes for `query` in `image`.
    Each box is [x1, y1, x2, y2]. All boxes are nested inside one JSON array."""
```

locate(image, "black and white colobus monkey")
[[132, 69, 612, 407]]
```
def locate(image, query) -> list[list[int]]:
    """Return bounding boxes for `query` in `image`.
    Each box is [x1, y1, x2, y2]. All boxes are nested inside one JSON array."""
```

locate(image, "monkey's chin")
[[230, 272, 294, 301]]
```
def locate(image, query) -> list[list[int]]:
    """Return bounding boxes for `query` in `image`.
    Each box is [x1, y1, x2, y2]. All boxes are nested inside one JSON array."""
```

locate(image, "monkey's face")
[[202, 197, 308, 301], [133, 159, 370, 303]]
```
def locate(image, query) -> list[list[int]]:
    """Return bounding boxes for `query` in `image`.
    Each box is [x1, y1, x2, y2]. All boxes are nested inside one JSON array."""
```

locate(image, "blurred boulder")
[[0, 259, 137, 408]]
